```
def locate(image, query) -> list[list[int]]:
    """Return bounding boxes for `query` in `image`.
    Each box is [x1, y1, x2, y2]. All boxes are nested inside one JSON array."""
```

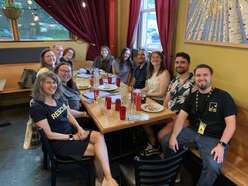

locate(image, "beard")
[[176, 67, 188, 74], [196, 82, 211, 90]]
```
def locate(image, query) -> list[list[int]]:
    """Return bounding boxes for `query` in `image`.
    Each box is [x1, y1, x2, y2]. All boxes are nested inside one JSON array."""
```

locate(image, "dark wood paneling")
[[0, 47, 47, 64]]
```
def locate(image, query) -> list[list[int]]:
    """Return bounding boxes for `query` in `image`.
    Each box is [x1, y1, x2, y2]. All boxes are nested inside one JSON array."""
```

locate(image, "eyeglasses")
[[59, 69, 71, 74]]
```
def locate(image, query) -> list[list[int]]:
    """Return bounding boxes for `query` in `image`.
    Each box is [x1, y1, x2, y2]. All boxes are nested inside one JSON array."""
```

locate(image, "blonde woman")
[[37, 48, 56, 77], [30, 71, 118, 186]]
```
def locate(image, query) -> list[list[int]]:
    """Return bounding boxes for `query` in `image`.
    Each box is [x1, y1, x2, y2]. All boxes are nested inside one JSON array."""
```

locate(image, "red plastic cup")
[[94, 89, 99, 100], [105, 96, 112, 109], [115, 98, 121, 111], [119, 106, 126, 120], [89, 75, 94, 86], [132, 91, 137, 104], [136, 93, 141, 111], [99, 78, 103, 85], [108, 76, 112, 84], [116, 77, 121, 87]]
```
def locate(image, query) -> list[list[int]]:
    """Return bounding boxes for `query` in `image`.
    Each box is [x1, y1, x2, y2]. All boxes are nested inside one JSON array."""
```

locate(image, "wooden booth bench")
[[0, 47, 46, 106], [190, 105, 248, 186], [0, 63, 40, 106], [0, 60, 93, 106]]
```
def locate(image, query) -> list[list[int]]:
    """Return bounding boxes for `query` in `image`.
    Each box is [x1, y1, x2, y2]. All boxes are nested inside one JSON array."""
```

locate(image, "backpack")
[[18, 69, 37, 89]]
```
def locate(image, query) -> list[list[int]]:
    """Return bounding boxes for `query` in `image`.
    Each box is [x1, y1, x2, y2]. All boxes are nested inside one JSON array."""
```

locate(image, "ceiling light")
[[34, 15, 39, 22], [27, 0, 33, 5], [82, 1, 86, 8]]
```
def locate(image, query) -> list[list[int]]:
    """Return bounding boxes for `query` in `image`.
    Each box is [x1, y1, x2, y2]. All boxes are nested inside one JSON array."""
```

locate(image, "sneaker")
[[140, 143, 160, 157], [175, 172, 181, 183]]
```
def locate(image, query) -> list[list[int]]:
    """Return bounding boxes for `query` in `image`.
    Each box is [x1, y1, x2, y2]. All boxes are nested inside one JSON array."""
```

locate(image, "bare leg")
[[143, 126, 157, 145], [158, 121, 174, 142], [84, 131, 115, 183], [84, 144, 104, 181]]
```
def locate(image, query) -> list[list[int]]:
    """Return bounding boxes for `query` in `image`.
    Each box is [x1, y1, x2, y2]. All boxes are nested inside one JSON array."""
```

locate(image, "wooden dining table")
[[75, 76, 176, 134]]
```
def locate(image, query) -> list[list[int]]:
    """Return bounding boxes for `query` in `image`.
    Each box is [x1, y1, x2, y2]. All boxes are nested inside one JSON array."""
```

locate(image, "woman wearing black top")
[[93, 46, 115, 73], [30, 71, 118, 186], [60, 47, 76, 67]]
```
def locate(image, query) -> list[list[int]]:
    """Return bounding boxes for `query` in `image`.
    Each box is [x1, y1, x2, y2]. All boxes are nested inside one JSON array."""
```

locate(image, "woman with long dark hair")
[[140, 51, 170, 157], [112, 48, 133, 85], [93, 46, 115, 73], [141, 51, 170, 104]]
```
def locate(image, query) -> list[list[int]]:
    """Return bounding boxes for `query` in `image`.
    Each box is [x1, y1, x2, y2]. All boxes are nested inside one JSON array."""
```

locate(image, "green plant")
[[1, 1, 22, 19], [2, 1, 22, 9]]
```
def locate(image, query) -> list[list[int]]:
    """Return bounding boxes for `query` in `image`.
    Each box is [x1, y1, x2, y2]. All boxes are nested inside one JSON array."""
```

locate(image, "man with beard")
[[141, 52, 194, 157], [158, 52, 195, 141], [132, 48, 149, 89], [161, 64, 237, 186]]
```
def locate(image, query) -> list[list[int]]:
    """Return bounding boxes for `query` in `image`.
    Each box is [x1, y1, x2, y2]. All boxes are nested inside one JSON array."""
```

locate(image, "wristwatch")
[[218, 141, 228, 148], [69, 134, 74, 141]]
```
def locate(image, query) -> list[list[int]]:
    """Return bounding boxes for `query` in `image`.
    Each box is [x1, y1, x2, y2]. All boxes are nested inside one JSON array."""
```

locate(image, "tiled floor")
[[0, 105, 94, 186]]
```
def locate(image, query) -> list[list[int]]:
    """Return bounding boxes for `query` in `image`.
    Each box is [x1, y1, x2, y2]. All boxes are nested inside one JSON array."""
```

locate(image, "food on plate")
[[143, 104, 158, 112]]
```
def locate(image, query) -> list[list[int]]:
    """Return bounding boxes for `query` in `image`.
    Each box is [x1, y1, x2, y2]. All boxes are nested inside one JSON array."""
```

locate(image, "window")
[[0, 0, 13, 40], [136, 0, 162, 50], [0, 0, 70, 41]]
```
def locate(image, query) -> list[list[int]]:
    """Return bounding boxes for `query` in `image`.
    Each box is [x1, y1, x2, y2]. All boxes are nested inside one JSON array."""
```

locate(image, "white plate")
[[141, 103, 164, 113], [98, 84, 118, 91], [78, 85, 91, 90], [78, 68, 88, 74], [77, 74, 91, 78]]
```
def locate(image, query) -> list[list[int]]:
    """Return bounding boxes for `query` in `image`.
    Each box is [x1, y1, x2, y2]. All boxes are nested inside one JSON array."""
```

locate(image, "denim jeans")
[[161, 128, 227, 186]]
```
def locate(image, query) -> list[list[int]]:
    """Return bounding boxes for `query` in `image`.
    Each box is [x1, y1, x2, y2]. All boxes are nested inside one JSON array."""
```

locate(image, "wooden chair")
[[39, 129, 95, 186], [119, 146, 188, 186]]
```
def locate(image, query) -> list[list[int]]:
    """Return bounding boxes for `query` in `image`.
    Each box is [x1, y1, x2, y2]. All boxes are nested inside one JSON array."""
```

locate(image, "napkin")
[[127, 113, 150, 121]]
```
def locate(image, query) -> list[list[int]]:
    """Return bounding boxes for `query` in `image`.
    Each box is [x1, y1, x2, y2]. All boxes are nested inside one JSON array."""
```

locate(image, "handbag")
[[18, 69, 37, 89], [23, 116, 41, 150]]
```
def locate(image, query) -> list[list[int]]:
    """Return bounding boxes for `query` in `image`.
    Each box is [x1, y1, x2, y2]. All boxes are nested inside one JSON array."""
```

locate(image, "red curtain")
[[155, 0, 179, 75], [35, 0, 109, 60], [126, 0, 141, 48]]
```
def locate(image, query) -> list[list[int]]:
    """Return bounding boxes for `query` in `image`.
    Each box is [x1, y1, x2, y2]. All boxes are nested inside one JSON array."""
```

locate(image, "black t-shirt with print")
[[182, 88, 237, 138], [30, 99, 73, 134]]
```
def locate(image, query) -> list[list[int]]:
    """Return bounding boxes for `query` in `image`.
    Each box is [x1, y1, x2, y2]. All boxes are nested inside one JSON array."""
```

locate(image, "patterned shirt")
[[167, 73, 195, 113]]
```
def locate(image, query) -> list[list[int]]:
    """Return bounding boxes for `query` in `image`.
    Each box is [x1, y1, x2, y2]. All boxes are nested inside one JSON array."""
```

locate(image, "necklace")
[[195, 88, 214, 115]]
